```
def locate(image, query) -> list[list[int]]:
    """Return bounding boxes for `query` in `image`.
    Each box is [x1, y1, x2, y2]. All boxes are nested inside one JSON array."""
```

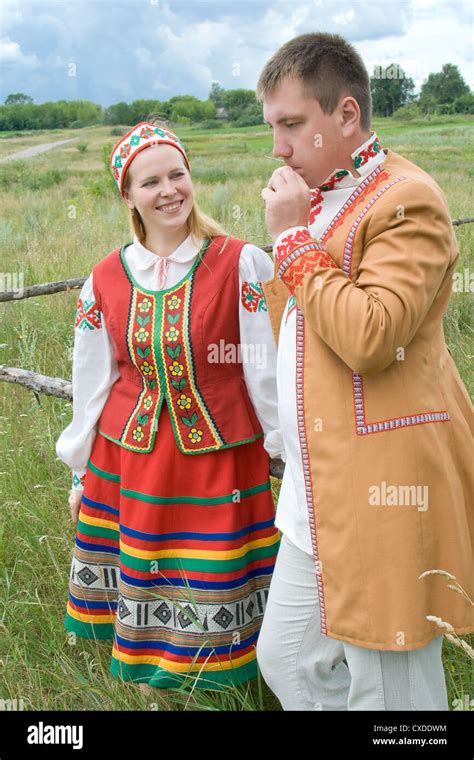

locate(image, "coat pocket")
[[351, 371, 450, 436]]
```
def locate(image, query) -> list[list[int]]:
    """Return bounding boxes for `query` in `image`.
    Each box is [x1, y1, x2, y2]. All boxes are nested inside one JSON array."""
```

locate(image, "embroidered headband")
[[110, 121, 190, 195]]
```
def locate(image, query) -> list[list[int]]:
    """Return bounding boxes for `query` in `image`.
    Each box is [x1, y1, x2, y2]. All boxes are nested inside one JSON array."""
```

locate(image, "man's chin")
[[295, 167, 318, 188]]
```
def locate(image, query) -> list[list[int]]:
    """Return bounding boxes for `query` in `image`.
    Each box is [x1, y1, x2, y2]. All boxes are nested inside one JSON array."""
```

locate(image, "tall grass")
[[0, 117, 472, 711]]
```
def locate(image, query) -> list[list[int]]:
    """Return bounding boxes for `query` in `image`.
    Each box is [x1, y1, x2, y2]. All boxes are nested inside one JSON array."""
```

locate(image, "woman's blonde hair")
[[122, 117, 228, 247]]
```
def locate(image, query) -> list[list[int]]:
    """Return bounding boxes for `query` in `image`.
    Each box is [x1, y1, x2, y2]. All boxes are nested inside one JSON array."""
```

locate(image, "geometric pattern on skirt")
[[64, 401, 280, 689]]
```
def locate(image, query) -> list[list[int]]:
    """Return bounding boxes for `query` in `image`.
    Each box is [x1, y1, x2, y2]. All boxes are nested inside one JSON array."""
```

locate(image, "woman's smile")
[[156, 199, 184, 214]]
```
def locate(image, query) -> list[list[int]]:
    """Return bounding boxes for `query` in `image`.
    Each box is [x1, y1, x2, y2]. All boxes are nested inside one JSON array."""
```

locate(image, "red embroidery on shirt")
[[282, 249, 338, 294], [276, 229, 312, 264], [353, 136, 381, 169], [309, 189, 323, 225], [309, 171, 350, 226]]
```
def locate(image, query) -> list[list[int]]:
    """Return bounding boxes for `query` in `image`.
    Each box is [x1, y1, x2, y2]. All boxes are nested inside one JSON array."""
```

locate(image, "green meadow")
[[0, 116, 472, 711]]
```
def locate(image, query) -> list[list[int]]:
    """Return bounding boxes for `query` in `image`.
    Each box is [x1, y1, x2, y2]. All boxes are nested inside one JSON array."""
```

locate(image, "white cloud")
[[0, 36, 39, 67], [0, 0, 23, 32], [358, 7, 474, 92], [332, 9, 356, 26], [0, 0, 471, 105]]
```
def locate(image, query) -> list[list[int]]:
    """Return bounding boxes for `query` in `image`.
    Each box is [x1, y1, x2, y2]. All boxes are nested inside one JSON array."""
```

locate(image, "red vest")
[[92, 236, 263, 454]]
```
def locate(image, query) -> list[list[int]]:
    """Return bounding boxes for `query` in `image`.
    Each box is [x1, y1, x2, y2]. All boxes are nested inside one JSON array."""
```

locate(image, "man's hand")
[[261, 166, 311, 242]]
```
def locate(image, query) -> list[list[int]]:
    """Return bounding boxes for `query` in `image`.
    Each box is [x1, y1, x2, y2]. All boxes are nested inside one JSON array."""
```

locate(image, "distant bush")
[[453, 93, 474, 114], [109, 127, 126, 136], [199, 120, 223, 129], [392, 104, 424, 121], [231, 115, 264, 127], [174, 116, 191, 126], [0, 162, 68, 190], [0, 131, 38, 139], [436, 102, 455, 115], [76, 142, 88, 153], [82, 177, 111, 198]]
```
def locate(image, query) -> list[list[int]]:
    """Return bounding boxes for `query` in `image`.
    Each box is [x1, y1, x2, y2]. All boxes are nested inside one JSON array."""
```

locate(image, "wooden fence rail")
[[0, 219, 473, 304], [1, 218, 472, 481], [0, 365, 285, 477]]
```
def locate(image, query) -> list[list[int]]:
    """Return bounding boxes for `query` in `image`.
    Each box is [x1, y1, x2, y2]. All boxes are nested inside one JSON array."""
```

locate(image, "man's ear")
[[340, 96, 359, 138]]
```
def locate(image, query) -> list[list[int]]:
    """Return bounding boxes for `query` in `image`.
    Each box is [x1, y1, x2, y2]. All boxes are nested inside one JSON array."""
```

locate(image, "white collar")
[[130, 233, 203, 271], [316, 131, 385, 192]]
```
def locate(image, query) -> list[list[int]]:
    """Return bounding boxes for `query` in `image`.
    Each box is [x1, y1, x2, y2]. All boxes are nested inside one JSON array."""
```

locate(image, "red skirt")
[[64, 400, 280, 689]]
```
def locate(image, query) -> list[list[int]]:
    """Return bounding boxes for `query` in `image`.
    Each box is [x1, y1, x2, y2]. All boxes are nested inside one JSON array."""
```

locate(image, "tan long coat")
[[263, 149, 473, 651]]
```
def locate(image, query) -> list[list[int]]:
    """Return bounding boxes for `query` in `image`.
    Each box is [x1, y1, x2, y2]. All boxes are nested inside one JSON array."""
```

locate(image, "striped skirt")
[[64, 401, 280, 690]]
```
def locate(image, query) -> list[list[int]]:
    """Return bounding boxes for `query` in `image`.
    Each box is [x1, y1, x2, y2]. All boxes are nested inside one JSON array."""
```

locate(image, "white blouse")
[[56, 233, 284, 490], [274, 133, 387, 555]]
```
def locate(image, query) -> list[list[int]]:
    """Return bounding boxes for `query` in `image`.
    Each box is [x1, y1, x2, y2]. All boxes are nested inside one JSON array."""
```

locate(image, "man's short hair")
[[256, 33, 372, 132]]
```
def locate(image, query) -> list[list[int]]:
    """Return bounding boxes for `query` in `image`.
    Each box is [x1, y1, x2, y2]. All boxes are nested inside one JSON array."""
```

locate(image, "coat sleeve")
[[56, 274, 120, 490], [239, 243, 285, 460], [275, 179, 456, 375]]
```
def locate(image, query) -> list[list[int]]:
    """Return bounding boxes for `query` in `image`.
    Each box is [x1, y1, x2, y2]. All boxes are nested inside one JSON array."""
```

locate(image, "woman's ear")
[[122, 189, 134, 209]]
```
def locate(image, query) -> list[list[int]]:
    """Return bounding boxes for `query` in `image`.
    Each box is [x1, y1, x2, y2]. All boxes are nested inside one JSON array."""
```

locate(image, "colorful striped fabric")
[[65, 403, 280, 690]]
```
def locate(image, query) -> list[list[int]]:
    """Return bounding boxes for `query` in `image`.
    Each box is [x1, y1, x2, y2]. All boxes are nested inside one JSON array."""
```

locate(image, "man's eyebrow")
[[264, 115, 305, 126]]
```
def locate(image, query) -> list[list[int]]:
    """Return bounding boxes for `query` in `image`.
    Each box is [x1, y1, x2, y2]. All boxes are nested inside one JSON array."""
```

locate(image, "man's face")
[[263, 76, 343, 189]]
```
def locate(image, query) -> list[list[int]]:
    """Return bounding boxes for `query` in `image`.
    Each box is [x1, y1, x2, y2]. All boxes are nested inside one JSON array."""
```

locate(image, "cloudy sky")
[[0, 0, 472, 107]]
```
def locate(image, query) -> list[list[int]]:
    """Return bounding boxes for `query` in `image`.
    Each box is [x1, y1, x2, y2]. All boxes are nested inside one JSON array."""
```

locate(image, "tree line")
[[1, 63, 472, 132]]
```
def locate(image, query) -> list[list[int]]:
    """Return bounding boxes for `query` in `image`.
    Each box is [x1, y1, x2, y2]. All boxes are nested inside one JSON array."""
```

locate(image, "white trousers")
[[257, 534, 449, 711]]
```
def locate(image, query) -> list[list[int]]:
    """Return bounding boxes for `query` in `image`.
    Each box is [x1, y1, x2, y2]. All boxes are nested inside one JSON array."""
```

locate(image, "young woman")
[[56, 121, 283, 697]]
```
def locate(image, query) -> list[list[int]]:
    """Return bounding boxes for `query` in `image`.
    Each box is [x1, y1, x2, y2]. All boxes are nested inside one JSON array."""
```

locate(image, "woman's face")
[[123, 143, 194, 236]]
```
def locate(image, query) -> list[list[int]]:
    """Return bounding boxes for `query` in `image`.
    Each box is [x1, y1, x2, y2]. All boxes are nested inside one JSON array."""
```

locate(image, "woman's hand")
[[68, 489, 82, 525]]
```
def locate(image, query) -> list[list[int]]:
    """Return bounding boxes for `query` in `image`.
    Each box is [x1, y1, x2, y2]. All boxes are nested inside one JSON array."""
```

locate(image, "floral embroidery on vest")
[[118, 270, 226, 453], [241, 281, 268, 313], [75, 298, 102, 330], [159, 281, 224, 451], [120, 290, 161, 451]]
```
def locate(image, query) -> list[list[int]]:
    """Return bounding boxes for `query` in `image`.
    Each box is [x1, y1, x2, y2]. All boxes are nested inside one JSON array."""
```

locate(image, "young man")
[[256, 32, 473, 711]]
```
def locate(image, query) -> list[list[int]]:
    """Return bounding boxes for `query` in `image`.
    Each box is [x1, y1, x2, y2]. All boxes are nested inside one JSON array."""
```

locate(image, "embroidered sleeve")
[[274, 226, 338, 295], [56, 274, 120, 481], [238, 244, 285, 460], [241, 280, 268, 313], [72, 471, 86, 491], [74, 293, 102, 330]]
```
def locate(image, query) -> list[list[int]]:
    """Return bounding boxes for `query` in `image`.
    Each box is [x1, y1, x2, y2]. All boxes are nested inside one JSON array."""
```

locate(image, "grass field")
[[0, 117, 472, 711]]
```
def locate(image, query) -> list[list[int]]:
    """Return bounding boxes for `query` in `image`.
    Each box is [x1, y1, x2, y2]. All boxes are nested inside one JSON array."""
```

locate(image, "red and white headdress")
[[110, 122, 190, 195]]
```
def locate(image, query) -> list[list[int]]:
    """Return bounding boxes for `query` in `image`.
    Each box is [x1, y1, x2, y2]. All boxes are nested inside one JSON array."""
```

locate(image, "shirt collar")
[[317, 131, 385, 192], [130, 233, 203, 270]]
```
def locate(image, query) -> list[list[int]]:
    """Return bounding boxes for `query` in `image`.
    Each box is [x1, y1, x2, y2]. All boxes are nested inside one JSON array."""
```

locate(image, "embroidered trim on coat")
[[295, 307, 327, 634], [340, 178, 451, 435], [352, 374, 450, 435]]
